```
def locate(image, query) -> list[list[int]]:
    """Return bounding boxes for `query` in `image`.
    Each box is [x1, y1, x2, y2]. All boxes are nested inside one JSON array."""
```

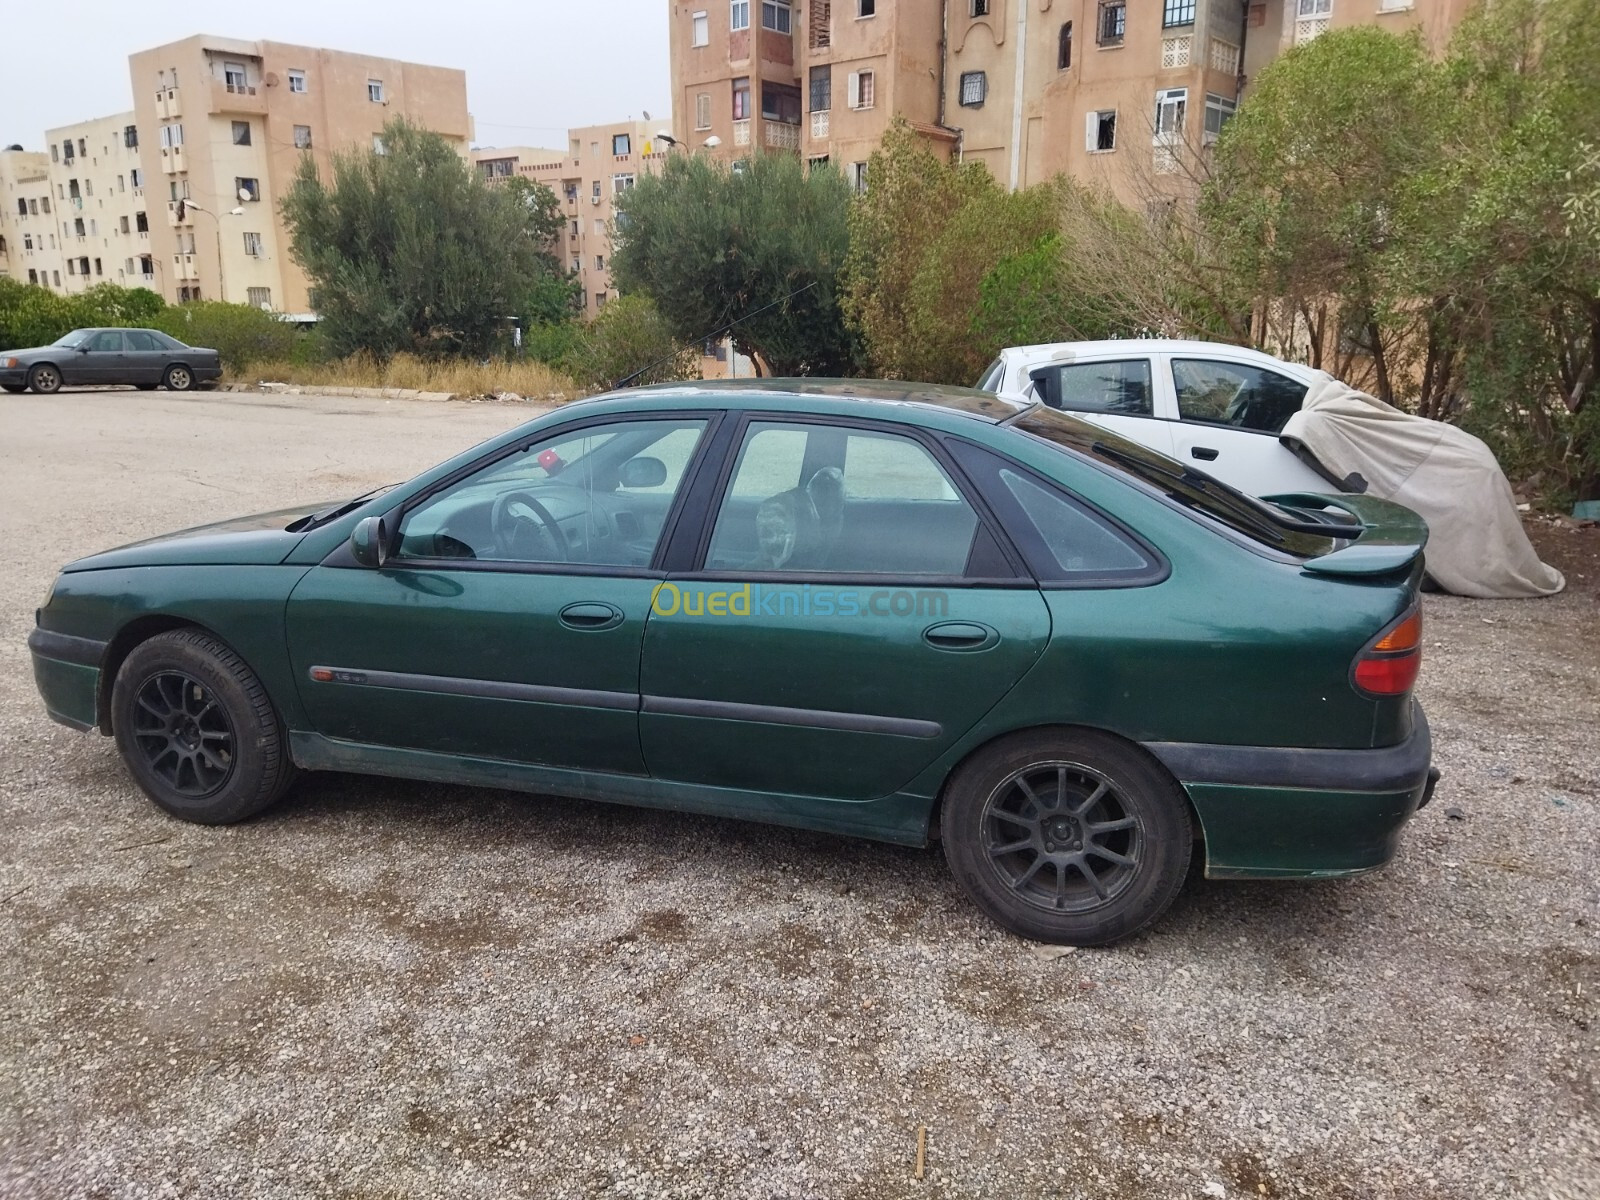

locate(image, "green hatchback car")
[[28, 381, 1437, 944]]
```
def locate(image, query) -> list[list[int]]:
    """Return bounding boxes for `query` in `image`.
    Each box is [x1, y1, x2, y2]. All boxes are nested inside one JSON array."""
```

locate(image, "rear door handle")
[[1190, 446, 1219, 461], [559, 602, 624, 631], [923, 622, 999, 652]]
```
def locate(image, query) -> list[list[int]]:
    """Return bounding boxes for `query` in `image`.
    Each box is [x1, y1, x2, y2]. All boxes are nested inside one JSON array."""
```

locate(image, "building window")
[[848, 70, 875, 109], [232, 120, 252, 146], [120, 216, 130, 233], [67, 259, 75, 276], [596, 255, 606, 271], [373, 135, 386, 155], [294, 125, 313, 149], [160, 123, 184, 148], [236, 176, 261, 201], [858, 0, 874, 14], [1087, 109, 1117, 151], [1163, 0, 1196, 26], [129, 169, 141, 189], [732, 77, 752, 120], [613, 173, 636, 193], [1155, 87, 1187, 136], [368, 79, 385, 103], [243, 232, 263, 256], [959, 71, 987, 107], [762, 82, 802, 123], [1059, 22, 1073, 69], [762, 0, 792, 33], [695, 92, 712, 129], [1203, 93, 1236, 143], [62, 140, 74, 162], [692, 10, 710, 45], [136, 212, 148, 232], [809, 65, 832, 112], [596, 292, 608, 309], [247, 286, 272, 308], [224, 62, 247, 90], [50, 145, 58, 163], [612, 133, 632, 156], [1296, 0, 1332, 41], [731, 0, 750, 31], [851, 161, 869, 193], [53, 271, 60, 286], [971, 0, 990, 14], [123, 125, 138, 148], [94, 258, 103, 276], [1097, 0, 1126, 45], [28, 270, 37, 285], [288, 69, 307, 93]]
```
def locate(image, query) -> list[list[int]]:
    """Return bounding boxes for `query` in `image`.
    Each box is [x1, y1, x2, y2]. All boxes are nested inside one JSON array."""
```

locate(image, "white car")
[[979, 340, 1341, 497]]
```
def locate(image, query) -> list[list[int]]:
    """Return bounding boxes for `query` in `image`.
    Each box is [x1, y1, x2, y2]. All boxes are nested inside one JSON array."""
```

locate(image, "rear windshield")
[[1013, 404, 1345, 557]]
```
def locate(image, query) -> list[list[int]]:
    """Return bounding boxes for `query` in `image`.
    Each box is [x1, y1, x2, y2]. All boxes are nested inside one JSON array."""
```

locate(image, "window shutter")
[[847, 71, 860, 109], [1085, 111, 1098, 151]]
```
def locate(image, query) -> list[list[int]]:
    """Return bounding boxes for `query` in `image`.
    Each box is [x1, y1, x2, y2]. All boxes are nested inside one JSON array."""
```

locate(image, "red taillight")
[[1353, 607, 1422, 697]]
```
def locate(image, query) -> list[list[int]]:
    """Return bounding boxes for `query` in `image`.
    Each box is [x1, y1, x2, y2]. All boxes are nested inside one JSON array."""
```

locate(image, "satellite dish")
[[237, 188, 252, 202], [643, 110, 651, 121], [264, 71, 280, 87]]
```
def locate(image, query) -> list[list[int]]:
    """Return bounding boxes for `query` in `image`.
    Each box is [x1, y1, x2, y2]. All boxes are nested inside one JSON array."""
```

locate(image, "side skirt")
[[288, 732, 936, 848]]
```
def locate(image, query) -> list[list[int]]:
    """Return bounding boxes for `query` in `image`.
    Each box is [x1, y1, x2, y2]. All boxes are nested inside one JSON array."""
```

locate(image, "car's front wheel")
[[942, 729, 1192, 945], [163, 364, 195, 391], [111, 629, 296, 824], [27, 364, 61, 394]]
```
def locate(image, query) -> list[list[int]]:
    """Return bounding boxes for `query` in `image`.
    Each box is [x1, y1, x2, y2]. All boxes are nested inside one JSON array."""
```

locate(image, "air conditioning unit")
[[590, 195, 601, 205]]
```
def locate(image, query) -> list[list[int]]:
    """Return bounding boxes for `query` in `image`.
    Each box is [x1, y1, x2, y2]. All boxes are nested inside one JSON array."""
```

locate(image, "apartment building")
[[0, 148, 64, 290], [474, 121, 670, 314], [128, 35, 471, 313], [43, 113, 154, 295], [671, 0, 1473, 202]]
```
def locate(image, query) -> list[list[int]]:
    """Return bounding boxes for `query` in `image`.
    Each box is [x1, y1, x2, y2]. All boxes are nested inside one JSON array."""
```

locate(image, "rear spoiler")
[[1263, 493, 1429, 578]]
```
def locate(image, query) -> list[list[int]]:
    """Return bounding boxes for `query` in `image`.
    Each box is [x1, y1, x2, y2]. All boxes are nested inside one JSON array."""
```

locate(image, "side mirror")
[[78, 345, 92, 354], [349, 516, 389, 568], [619, 456, 668, 488]]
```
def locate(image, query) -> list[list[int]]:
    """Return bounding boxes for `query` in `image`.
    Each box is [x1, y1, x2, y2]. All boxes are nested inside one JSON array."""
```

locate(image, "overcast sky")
[[0, 0, 672, 151]]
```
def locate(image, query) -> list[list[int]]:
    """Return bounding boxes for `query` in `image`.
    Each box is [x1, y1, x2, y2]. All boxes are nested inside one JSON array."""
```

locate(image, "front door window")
[[397, 418, 708, 567]]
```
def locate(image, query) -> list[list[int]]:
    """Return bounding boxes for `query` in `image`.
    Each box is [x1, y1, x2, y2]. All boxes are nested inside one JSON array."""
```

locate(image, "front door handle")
[[559, 602, 624, 631], [923, 622, 999, 652], [1190, 446, 1219, 461]]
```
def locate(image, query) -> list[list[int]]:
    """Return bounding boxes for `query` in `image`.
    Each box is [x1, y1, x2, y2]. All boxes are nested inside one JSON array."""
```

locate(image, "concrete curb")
[[225, 382, 572, 405]]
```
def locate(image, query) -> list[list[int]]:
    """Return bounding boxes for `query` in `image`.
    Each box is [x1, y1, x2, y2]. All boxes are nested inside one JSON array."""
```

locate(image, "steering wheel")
[[490, 490, 569, 562]]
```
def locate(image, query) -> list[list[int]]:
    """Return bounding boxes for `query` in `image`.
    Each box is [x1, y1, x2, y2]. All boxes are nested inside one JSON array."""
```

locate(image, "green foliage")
[[151, 301, 301, 371], [563, 295, 696, 391], [0, 279, 166, 350], [280, 118, 569, 361], [611, 150, 855, 376]]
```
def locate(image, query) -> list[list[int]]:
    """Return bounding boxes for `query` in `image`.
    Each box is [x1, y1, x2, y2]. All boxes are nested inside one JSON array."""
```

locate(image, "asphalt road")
[[0, 389, 1596, 1199]]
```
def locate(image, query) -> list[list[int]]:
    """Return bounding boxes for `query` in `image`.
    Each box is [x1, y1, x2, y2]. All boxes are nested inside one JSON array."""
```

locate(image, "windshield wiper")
[[288, 484, 396, 532]]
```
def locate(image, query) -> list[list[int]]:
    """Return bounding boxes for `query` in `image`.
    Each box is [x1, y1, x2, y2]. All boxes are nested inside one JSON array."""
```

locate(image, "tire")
[[27, 363, 61, 394], [111, 629, 296, 824], [942, 729, 1192, 945], [163, 364, 195, 392], [2, 384, 26, 394]]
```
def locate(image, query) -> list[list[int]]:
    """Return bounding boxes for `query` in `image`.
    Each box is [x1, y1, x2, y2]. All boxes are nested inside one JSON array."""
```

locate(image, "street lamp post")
[[180, 197, 246, 303]]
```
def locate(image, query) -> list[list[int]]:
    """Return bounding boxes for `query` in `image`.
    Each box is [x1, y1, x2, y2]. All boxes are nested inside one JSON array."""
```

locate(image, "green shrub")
[[565, 296, 695, 391], [151, 301, 299, 372]]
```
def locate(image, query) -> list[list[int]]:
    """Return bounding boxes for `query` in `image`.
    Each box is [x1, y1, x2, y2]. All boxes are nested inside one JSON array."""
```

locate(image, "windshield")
[[975, 358, 1005, 393], [1013, 405, 1340, 557], [52, 330, 91, 348]]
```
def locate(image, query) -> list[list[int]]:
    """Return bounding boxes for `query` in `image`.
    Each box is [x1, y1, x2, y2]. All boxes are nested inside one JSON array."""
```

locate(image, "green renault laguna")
[[27, 381, 1437, 944]]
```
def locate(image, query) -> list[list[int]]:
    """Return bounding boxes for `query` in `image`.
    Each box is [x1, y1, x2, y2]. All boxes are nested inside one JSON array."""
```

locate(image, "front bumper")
[[0, 365, 28, 387], [28, 627, 107, 733], [1146, 704, 1435, 879]]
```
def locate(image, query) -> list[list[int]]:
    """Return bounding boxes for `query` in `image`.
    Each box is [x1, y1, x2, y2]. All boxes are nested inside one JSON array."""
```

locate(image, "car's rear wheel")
[[27, 364, 61, 394], [163, 364, 195, 392], [2, 384, 26, 394], [111, 629, 296, 824], [942, 729, 1191, 945]]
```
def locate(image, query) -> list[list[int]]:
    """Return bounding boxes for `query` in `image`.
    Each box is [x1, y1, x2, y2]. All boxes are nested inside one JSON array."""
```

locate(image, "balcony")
[[764, 121, 800, 151], [156, 88, 182, 119], [172, 253, 198, 281], [1160, 34, 1192, 69], [209, 79, 268, 114], [810, 111, 829, 140], [166, 201, 193, 227], [160, 145, 186, 174], [733, 120, 751, 148]]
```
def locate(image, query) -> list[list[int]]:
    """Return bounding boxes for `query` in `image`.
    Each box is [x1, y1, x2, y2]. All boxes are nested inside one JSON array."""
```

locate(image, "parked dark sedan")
[[27, 381, 1438, 944], [0, 327, 222, 394]]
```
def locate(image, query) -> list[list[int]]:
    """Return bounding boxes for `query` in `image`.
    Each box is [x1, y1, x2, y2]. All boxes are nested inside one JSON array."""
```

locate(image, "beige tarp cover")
[[1281, 374, 1565, 599]]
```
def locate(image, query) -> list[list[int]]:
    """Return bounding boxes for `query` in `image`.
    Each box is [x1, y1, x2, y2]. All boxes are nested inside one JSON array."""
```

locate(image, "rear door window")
[[1171, 359, 1307, 434], [1029, 359, 1154, 417]]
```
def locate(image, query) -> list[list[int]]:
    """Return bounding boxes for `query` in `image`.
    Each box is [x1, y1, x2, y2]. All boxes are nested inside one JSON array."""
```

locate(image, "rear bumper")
[[1146, 704, 1434, 879], [28, 627, 106, 733]]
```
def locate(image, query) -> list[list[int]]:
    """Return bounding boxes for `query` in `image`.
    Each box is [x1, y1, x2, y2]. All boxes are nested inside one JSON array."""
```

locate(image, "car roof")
[[999, 338, 1320, 377], [617, 377, 1031, 423]]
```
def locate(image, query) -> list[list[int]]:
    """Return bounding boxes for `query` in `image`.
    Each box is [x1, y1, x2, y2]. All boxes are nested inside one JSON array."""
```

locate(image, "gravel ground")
[[0, 389, 1596, 1200]]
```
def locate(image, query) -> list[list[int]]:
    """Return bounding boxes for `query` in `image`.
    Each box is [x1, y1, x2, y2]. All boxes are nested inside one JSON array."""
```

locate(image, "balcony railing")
[[810, 111, 830, 139], [764, 120, 800, 151], [1160, 34, 1192, 69], [732, 120, 751, 147]]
